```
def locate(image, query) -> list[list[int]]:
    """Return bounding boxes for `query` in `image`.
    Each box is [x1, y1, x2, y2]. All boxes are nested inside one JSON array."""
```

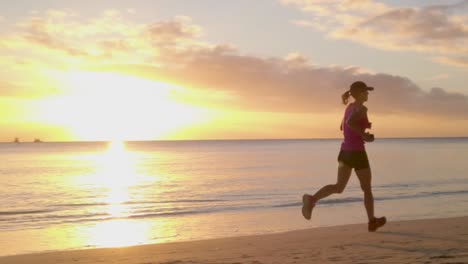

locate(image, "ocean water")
[[1, 138, 468, 256]]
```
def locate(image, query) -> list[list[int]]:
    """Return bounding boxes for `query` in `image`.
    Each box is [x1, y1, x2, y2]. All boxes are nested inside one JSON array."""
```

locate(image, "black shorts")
[[337, 150, 370, 170]]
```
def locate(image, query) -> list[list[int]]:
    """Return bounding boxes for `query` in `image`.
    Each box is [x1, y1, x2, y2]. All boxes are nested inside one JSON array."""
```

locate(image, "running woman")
[[302, 81, 386, 232]]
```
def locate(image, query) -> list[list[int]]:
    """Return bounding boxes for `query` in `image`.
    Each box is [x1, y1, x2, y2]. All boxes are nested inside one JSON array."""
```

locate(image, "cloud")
[[0, 81, 23, 97], [20, 17, 89, 56], [434, 56, 468, 68], [168, 54, 468, 118], [427, 73, 450, 81], [145, 16, 202, 44], [282, 0, 468, 67], [1, 10, 468, 122], [98, 39, 131, 51], [1, 11, 210, 64], [290, 19, 327, 31], [337, 3, 468, 53], [96, 46, 468, 119], [0, 80, 55, 98], [2, 10, 139, 58]]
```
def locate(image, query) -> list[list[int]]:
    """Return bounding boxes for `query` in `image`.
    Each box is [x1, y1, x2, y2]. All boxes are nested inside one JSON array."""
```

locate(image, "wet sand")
[[1, 216, 467, 264]]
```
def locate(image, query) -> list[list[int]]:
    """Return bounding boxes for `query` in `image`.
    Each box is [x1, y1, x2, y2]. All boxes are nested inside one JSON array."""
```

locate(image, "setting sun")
[[35, 71, 213, 141]]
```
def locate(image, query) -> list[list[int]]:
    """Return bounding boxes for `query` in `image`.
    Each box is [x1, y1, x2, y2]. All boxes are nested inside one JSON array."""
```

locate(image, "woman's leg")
[[310, 162, 352, 203], [355, 168, 374, 222], [302, 162, 352, 220], [356, 167, 387, 231]]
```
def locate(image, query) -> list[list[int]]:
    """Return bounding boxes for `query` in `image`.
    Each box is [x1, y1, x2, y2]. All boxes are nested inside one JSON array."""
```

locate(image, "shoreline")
[[1, 216, 467, 264]]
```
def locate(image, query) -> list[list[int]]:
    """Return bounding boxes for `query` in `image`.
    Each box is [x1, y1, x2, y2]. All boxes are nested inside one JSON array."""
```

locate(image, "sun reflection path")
[[86, 141, 155, 247], [87, 219, 153, 248], [98, 141, 130, 214], [59, 141, 182, 250]]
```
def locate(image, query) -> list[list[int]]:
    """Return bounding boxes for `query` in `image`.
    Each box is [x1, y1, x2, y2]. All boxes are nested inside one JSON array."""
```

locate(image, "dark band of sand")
[[1, 216, 467, 264]]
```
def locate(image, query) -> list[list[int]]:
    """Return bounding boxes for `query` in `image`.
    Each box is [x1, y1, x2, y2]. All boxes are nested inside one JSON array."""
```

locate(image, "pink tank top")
[[341, 103, 371, 151]]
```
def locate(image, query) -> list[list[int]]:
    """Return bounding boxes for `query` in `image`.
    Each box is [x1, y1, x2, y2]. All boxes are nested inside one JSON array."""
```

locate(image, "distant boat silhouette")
[[33, 138, 42, 143], [14, 137, 20, 143]]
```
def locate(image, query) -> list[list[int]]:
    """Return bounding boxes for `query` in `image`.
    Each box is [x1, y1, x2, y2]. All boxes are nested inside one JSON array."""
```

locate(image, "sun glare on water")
[[92, 140, 151, 217], [68, 140, 179, 249], [79, 140, 157, 248]]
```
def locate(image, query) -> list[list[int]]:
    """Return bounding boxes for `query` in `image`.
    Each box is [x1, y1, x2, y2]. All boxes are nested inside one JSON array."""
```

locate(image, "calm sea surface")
[[1, 138, 468, 256]]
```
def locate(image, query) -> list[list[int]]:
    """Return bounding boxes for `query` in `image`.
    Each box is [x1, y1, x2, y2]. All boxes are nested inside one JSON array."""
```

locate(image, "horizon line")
[[2, 136, 468, 144]]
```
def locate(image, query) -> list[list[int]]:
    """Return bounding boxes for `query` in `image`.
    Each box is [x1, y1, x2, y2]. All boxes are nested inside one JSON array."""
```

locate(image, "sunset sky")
[[1, 0, 467, 141]]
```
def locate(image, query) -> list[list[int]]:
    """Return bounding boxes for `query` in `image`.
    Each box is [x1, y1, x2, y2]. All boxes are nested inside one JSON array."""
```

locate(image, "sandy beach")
[[1, 216, 467, 264]]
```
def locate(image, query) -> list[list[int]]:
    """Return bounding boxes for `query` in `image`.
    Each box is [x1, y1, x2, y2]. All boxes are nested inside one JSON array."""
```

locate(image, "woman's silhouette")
[[302, 81, 386, 232]]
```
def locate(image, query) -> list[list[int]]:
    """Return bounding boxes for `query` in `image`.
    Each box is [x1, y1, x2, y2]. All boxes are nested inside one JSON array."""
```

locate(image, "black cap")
[[350, 81, 374, 95]]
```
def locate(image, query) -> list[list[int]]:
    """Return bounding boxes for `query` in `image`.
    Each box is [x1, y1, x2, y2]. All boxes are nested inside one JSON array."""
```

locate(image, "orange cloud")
[[434, 56, 468, 68], [0, 81, 36, 98], [282, 0, 468, 67], [145, 16, 202, 44], [94, 46, 468, 120], [20, 17, 89, 56], [1, 9, 467, 122]]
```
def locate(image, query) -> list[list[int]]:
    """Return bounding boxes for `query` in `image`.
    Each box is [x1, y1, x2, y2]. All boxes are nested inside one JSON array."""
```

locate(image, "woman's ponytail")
[[341, 90, 351, 105]]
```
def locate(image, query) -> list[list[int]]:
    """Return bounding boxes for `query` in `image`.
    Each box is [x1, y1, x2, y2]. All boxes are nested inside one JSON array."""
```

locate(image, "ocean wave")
[[371, 189, 468, 203], [274, 189, 468, 208], [0, 205, 268, 229], [2, 189, 468, 230], [375, 179, 468, 190], [0, 209, 53, 216], [53, 199, 226, 208], [274, 197, 362, 208]]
